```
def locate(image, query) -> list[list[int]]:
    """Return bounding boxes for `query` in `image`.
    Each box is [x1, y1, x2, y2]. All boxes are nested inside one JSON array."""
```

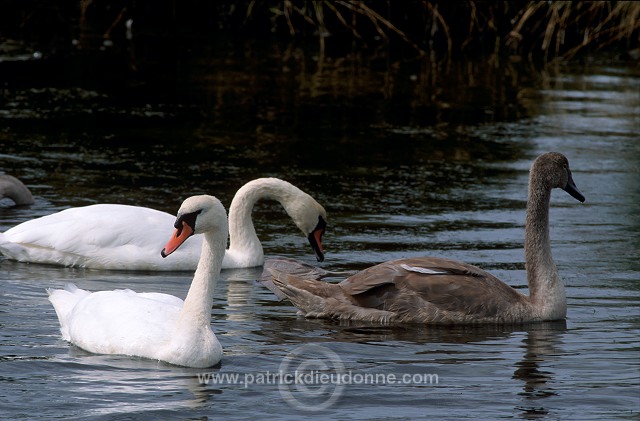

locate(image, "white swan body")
[[0, 178, 326, 270], [48, 195, 227, 367], [1, 204, 197, 270]]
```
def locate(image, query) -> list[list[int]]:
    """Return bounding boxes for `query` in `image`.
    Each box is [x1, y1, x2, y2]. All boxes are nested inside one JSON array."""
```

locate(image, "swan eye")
[[174, 210, 201, 233]]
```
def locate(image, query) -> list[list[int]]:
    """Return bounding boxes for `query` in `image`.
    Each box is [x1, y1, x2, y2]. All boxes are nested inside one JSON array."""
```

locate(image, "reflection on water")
[[0, 40, 639, 419], [513, 323, 566, 419]]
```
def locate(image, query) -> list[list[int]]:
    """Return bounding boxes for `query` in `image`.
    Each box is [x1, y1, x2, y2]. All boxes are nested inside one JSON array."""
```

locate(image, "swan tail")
[[258, 277, 289, 301], [263, 267, 397, 323], [0, 233, 65, 266], [259, 258, 358, 301], [47, 284, 90, 340], [0, 232, 20, 257], [262, 268, 343, 315], [263, 257, 357, 279]]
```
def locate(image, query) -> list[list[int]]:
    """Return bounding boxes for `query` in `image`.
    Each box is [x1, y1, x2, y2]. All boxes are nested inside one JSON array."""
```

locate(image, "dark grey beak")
[[563, 171, 585, 203]]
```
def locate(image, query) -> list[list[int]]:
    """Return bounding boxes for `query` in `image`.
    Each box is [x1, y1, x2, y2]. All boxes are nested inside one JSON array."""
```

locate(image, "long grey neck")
[[524, 177, 565, 313]]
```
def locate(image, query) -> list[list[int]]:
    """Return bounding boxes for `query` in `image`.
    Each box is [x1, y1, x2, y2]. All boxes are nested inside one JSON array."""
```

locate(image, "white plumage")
[[1, 178, 326, 270], [48, 195, 228, 368]]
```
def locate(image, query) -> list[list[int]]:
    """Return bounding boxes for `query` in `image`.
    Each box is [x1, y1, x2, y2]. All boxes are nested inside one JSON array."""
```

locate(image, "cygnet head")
[[531, 152, 585, 202]]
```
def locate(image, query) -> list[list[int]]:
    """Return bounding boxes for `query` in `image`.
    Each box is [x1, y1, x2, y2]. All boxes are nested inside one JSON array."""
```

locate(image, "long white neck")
[[227, 178, 298, 259], [524, 176, 566, 318], [177, 229, 226, 327]]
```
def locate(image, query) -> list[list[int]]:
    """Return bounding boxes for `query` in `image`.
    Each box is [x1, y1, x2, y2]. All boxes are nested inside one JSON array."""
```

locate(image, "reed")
[[1, 1, 637, 63], [253, 1, 640, 61]]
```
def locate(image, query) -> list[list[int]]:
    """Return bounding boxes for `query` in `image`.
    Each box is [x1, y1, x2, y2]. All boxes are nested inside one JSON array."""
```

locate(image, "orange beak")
[[308, 215, 326, 262], [308, 227, 325, 262], [313, 229, 324, 254], [161, 221, 194, 257]]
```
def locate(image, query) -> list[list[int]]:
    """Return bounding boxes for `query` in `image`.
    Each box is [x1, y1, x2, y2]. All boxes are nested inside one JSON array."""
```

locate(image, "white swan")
[[261, 152, 585, 324], [48, 195, 227, 368], [0, 178, 326, 270], [0, 174, 34, 205]]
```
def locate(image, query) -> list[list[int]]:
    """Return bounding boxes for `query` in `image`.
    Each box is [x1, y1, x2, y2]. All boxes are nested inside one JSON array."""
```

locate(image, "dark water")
[[0, 44, 639, 419]]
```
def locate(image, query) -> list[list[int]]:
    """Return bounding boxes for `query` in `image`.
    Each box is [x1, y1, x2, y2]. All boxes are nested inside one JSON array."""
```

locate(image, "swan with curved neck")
[[48, 195, 227, 368], [0, 178, 326, 270], [0, 175, 34, 206], [262, 152, 585, 324], [224, 178, 326, 268]]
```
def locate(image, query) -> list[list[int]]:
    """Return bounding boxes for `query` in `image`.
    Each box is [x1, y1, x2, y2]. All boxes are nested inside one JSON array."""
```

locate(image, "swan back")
[[1, 204, 202, 270]]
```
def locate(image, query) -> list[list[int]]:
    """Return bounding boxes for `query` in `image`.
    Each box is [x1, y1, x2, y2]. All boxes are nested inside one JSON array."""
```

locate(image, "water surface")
[[0, 50, 638, 419]]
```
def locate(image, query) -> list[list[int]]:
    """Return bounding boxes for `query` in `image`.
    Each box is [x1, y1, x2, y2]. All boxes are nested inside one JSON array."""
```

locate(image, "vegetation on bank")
[[259, 0, 640, 61], [1, 1, 639, 62]]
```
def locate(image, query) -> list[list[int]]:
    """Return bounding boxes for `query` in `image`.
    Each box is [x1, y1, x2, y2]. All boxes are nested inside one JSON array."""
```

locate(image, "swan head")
[[532, 152, 585, 202], [286, 193, 327, 263], [161, 195, 228, 257]]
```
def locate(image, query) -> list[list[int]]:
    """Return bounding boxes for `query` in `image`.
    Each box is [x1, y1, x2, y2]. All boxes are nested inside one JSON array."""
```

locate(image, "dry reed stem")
[[283, 0, 295, 36], [424, 0, 452, 60], [252, 1, 638, 60], [335, 0, 426, 55], [324, 1, 361, 39]]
